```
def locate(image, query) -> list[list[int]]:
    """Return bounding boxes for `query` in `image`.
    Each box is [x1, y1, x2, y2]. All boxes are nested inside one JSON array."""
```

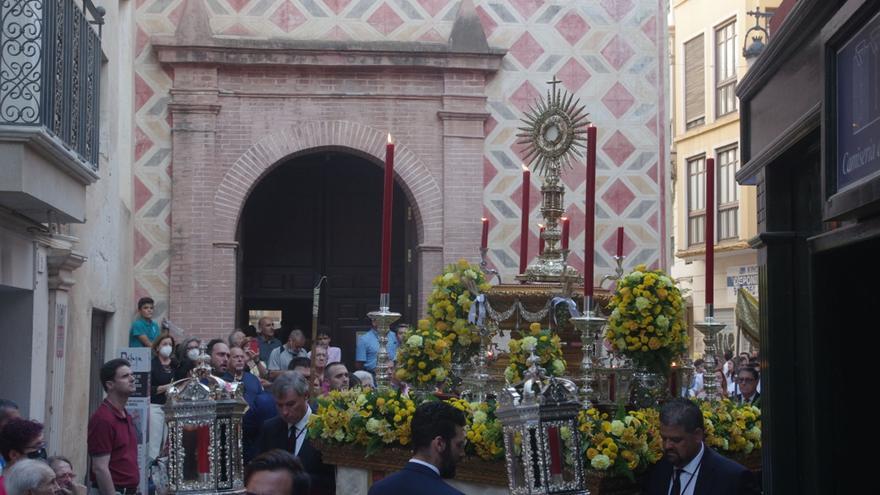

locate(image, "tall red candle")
[[584, 125, 597, 298], [380, 134, 395, 295], [616, 226, 624, 257], [519, 165, 531, 274], [538, 225, 545, 255], [561, 217, 570, 251], [705, 157, 715, 306], [480, 217, 489, 250]]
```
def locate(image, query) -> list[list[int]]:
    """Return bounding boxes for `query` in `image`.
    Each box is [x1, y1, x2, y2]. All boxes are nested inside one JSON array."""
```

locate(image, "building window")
[[717, 146, 740, 240], [684, 34, 705, 129], [715, 19, 737, 117], [687, 156, 706, 245]]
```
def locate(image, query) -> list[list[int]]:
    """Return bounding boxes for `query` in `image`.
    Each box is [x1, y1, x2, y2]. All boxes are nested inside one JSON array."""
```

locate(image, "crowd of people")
[[0, 297, 764, 495], [687, 350, 762, 407]]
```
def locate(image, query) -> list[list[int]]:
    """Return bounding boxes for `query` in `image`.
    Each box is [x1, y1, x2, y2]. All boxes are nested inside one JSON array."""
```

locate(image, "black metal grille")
[[1, 0, 103, 171]]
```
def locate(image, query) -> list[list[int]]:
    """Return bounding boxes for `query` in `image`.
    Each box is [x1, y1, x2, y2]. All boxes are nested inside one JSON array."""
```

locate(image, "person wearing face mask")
[[149, 333, 178, 462], [0, 419, 48, 495], [174, 338, 202, 381]]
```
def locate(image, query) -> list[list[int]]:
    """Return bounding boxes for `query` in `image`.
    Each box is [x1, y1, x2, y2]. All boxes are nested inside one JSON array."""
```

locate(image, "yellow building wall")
[[670, 0, 780, 357]]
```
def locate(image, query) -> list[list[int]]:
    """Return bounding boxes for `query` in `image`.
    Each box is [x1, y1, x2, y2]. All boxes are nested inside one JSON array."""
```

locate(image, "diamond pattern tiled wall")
[[133, 0, 668, 311]]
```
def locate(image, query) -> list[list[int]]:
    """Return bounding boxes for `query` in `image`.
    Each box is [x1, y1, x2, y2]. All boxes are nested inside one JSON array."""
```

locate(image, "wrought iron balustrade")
[[1, 0, 104, 171]]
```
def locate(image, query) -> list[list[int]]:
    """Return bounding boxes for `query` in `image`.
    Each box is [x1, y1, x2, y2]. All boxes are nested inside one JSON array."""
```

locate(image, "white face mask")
[[187, 348, 200, 360], [159, 345, 173, 358]]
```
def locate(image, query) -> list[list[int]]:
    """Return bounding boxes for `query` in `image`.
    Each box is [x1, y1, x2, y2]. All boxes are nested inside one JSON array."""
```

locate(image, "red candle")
[[561, 217, 570, 251], [480, 217, 489, 250], [584, 125, 597, 298], [519, 165, 531, 274], [380, 134, 395, 295], [538, 225, 545, 254], [705, 157, 715, 306], [616, 226, 624, 257]]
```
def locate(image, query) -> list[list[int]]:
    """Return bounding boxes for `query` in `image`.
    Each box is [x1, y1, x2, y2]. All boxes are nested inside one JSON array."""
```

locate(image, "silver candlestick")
[[569, 296, 607, 408], [693, 304, 726, 402], [479, 247, 501, 284], [368, 293, 401, 390]]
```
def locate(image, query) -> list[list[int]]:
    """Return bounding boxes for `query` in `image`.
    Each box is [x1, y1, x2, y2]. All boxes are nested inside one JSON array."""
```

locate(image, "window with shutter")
[[687, 155, 706, 245], [684, 34, 705, 129], [715, 19, 737, 117]]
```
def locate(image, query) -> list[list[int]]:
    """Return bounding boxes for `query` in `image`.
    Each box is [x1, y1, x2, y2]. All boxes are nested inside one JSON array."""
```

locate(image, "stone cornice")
[[437, 111, 491, 122], [152, 37, 505, 73], [47, 247, 87, 291], [0, 125, 99, 185]]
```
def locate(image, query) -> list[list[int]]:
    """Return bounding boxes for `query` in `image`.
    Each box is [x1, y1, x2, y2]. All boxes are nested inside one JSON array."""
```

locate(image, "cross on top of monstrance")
[[516, 76, 590, 177]]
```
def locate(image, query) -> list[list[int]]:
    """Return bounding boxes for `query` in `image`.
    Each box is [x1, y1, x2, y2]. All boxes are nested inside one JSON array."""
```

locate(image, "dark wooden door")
[[239, 152, 413, 366]]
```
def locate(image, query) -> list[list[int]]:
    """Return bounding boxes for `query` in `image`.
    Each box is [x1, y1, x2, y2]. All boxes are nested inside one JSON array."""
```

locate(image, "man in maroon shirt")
[[88, 359, 139, 495]]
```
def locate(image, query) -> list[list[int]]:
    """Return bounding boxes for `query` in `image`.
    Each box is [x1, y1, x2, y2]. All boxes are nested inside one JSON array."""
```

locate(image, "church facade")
[[132, 0, 670, 341]]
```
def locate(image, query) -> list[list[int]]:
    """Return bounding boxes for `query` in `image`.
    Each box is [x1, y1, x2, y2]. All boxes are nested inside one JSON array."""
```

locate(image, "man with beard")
[[368, 402, 466, 495], [88, 359, 139, 495], [207, 339, 231, 377], [643, 399, 758, 495]]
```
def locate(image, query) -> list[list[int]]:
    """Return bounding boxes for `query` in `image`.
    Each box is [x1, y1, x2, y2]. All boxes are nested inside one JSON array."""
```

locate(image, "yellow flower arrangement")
[[308, 387, 416, 456], [697, 399, 762, 456], [504, 323, 566, 383], [395, 319, 453, 388], [605, 264, 687, 373], [445, 398, 504, 461], [426, 259, 492, 359], [577, 407, 663, 480]]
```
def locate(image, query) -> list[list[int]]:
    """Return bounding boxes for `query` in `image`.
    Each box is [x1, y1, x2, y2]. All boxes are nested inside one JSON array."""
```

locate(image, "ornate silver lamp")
[[368, 293, 401, 390], [163, 350, 247, 495], [497, 353, 587, 495], [694, 306, 726, 401]]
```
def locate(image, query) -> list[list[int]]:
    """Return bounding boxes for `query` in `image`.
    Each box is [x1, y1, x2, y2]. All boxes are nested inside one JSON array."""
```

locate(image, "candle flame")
[[538, 224, 545, 229], [522, 164, 529, 172], [481, 217, 487, 222], [387, 133, 393, 144], [561, 216, 568, 221]]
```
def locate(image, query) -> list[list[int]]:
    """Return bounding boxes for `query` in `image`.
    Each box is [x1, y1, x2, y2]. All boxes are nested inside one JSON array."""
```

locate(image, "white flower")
[[522, 336, 538, 352], [591, 454, 611, 470], [366, 418, 382, 434], [433, 368, 448, 381], [473, 411, 488, 424], [610, 420, 625, 437], [443, 273, 455, 282], [334, 429, 345, 441], [655, 315, 669, 329], [406, 335, 423, 348], [552, 359, 565, 375], [464, 269, 477, 280], [635, 297, 651, 311]]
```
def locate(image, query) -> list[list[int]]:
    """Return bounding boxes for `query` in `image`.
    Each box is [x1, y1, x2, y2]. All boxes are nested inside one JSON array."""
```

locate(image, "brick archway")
[[212, 120, 443, 247]]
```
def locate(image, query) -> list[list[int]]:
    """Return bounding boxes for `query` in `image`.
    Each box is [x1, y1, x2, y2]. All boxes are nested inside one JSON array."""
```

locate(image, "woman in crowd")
[[174, 337, 202, 381], [149, 333, 178, 461], [0, 419, 46, 495], [2, 460, 58, 495]]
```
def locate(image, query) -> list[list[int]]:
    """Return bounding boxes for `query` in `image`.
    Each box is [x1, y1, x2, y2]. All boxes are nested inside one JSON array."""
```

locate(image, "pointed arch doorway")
[[237, 150, 416, 366]]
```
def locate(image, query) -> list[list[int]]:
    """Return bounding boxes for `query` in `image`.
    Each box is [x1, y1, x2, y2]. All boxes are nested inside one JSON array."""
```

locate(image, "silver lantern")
[[497, 353, 588, 495], [163, 350, 248, 495]]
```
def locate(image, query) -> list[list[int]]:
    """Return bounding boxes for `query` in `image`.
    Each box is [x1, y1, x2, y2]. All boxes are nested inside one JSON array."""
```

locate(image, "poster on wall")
[[727, 265, 758, 300], [836, 10, 880, 192], [117, 347, 150, 495]]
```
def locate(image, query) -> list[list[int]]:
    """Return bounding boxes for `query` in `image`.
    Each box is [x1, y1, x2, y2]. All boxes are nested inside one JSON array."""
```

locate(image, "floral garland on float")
[[308, 388, 416, 455], [445, 398, 505, 461], [394, 319, 452, 389], [504, 322, 566, 383], [426, 260, 492, 360], [698, 399, 762, 457], [605, 264, 688, 374], [577, 407, 663, 480]]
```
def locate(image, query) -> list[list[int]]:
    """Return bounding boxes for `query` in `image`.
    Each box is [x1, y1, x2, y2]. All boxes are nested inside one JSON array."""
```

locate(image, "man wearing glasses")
[[735, 367, 761, 407], [0, 418, 48, 495]]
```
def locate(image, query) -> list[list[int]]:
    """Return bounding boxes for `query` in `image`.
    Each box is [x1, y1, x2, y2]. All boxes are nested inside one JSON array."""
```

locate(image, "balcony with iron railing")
[[0, 0, 104, 223]]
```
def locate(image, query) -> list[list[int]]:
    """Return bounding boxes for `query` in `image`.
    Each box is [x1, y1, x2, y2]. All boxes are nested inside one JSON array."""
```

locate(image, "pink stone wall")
[[133, 0, 669, 335]]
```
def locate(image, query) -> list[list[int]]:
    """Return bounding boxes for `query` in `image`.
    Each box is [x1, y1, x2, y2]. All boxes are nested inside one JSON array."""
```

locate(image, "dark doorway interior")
[[238, 151, 415, 367]]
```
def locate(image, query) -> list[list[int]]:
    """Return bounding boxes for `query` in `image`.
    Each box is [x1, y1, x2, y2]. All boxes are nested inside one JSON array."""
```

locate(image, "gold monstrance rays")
[[516, 76, 590, 176]]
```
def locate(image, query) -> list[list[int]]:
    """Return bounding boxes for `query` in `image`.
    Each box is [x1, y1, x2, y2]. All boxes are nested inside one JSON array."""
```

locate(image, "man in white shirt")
[[268, 330, 308, 379], [642, 399, 759, 495], [257, 371, 332, 494]]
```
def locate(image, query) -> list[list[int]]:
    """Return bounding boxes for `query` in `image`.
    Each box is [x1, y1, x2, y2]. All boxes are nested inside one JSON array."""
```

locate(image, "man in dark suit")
[[368, 401, 467, 495], [257, 371, 333, 495], [735, 366, 761, 408], [643, 398, 759, 495], [245, 449, 310, 495]]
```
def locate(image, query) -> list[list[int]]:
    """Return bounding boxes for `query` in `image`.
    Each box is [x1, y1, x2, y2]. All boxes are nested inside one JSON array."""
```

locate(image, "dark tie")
[[671, 468, 682, 495], [287, 425, 297, 453]]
